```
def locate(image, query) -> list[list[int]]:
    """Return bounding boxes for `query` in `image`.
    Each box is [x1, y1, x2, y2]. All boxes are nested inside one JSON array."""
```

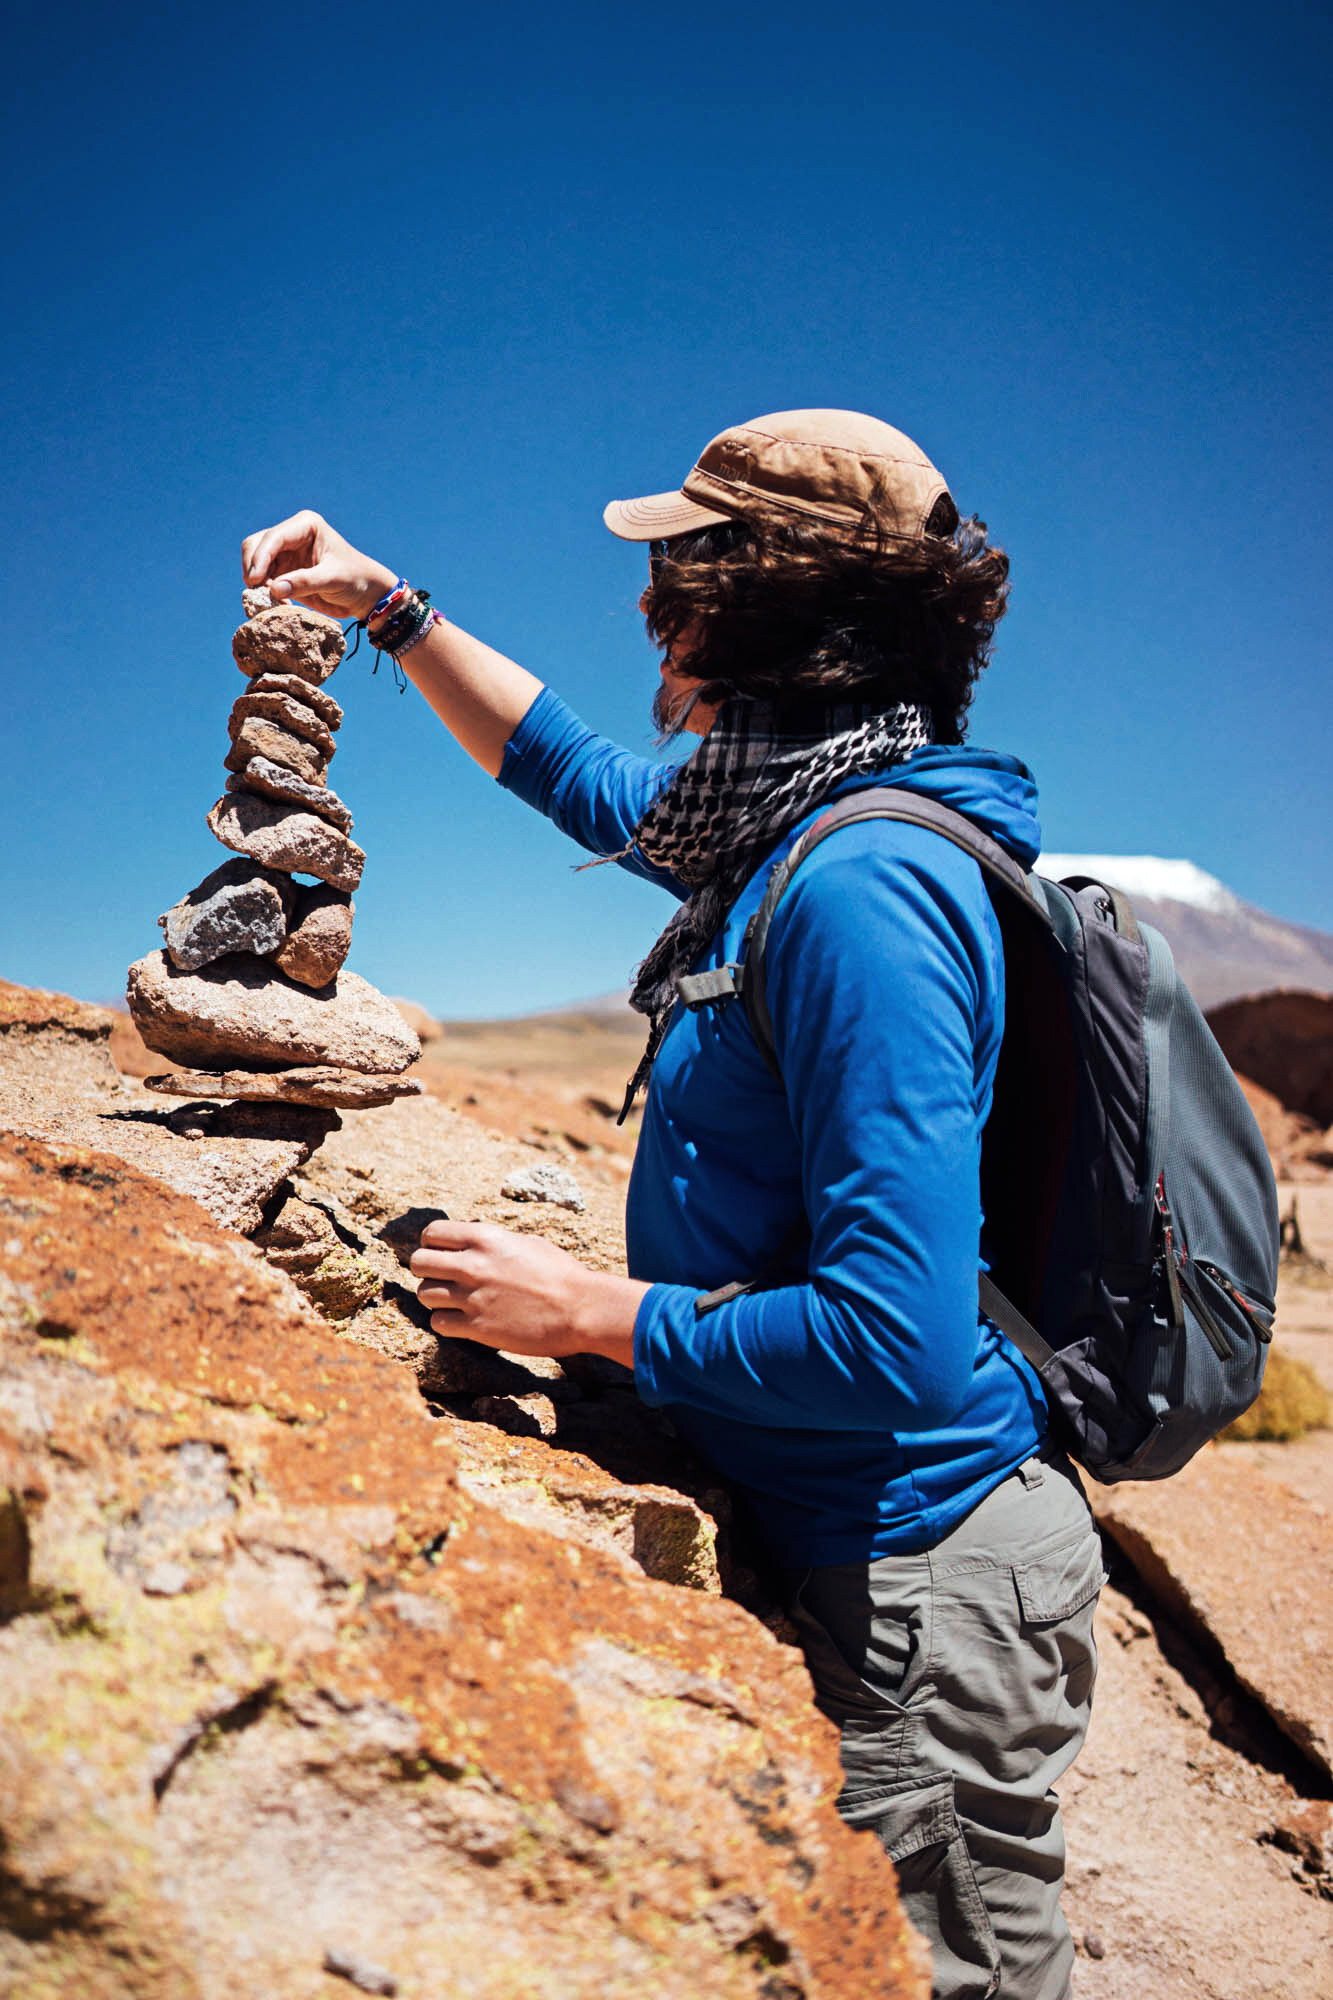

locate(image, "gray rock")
[[158, 859, 294, 973], [126, 952, 420, 1074], [228, 687, 337, 757], [233, 605, 345, 684], [206, 793, 365, 893], [144, 1066, 422, 1109], [499, 1161, 586, 1213], [273, 882, 355, 986], [224, 716, 329, 787], [242, 585, 273, 617], [226, 761, 353, 834], [244, 671, 343, 732]]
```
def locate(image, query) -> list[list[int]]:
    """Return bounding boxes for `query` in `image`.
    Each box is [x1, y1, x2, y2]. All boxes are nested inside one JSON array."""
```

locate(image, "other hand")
[[241, 510, 397, 621], [410, 1220, 644, 1367]]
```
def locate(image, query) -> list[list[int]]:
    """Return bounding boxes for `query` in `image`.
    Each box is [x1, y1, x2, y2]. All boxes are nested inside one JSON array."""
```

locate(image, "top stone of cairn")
[[233, 593, 346, 686]]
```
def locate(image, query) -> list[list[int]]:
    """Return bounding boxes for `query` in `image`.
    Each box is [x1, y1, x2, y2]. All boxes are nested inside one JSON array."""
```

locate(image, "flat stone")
[[1088, 1448, 1333, 1777], [224, 717, 328, 787], [206, 794, 365, 893], [244, 671, 343, 732], [273, 882, 355, 986], [228, 687, 337, 757], [126, 952, 420, 1074], [144, 1067, 422, 1109], [233, 605, 346, 685], [226, 761, 353, 834], [158, 859, 295, 973]]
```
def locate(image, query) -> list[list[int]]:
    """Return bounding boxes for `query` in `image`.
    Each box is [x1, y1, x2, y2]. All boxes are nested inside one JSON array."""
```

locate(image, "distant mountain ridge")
[[1036, 855, 1333, 1010], [446, 857, 1333, 1029]]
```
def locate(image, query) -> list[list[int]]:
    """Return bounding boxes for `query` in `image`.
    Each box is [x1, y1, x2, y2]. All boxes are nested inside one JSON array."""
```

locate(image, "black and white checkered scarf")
[[610, 695, 933, 1117]]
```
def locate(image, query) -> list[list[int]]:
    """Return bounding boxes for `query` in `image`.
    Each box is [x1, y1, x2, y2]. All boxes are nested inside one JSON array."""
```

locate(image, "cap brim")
[[602, 489, 735, 541]]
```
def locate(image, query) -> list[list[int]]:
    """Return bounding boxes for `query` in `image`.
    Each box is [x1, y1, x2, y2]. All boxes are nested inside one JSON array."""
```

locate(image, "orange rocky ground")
[[2, 981, 927, 1999], [9, 981, 1333, 1996]]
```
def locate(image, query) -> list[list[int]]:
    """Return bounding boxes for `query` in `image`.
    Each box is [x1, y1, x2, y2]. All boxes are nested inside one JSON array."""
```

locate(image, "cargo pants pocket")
[[843, 1773, 1001, 2000]]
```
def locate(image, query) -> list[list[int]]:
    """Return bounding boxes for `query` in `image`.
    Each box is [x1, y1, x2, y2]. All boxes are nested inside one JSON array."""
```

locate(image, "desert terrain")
[[3, 982, 1330, 1996]]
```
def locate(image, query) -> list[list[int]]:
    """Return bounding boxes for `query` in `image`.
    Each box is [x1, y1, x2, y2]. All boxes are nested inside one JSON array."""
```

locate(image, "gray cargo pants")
[[786, 1450, 1105, 2000]]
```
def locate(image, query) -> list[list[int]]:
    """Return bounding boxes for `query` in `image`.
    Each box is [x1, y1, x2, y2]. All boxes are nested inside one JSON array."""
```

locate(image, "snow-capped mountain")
[[1035, 855, 1333, 1009]]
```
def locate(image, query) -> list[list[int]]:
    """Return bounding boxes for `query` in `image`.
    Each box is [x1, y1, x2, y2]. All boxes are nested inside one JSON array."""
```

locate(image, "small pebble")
[[323, 1945, 397, 1995], [1083, 1931, 1107, 1960]]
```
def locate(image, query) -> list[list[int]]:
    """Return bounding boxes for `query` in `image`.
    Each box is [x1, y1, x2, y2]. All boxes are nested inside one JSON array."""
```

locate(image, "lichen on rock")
[[0, 1124, 927, 1998]]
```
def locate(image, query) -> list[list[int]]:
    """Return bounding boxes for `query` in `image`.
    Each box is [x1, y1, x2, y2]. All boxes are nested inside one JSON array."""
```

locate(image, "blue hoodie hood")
[[828, 742, 1043, 871]]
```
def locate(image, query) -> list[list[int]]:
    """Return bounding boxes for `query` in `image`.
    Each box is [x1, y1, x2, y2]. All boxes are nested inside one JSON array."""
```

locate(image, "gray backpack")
[[680, 789, 1280, 1483]]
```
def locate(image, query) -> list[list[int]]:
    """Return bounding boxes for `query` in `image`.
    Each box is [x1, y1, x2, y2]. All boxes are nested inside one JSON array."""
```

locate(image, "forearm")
[[397, 614, 544, 779]]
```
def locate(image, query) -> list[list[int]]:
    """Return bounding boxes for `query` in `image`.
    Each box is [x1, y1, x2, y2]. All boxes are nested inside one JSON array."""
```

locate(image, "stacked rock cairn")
[[127, 589, 423, 1111]]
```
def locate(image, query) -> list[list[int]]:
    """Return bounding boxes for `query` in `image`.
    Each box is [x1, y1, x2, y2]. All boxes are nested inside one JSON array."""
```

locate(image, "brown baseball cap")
[[602, 408, 954, 548]]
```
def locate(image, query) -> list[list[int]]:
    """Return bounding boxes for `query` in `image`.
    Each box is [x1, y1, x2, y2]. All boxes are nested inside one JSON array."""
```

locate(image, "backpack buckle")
[[675, 964, 745, 1012]]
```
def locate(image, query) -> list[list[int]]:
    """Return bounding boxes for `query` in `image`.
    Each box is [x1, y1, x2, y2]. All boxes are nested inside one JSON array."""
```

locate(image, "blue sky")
[[2, 1, 1328, 1016]]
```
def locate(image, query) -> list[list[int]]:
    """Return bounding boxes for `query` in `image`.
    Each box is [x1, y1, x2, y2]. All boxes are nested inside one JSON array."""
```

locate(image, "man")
[[243, 410, 1104, 1999]]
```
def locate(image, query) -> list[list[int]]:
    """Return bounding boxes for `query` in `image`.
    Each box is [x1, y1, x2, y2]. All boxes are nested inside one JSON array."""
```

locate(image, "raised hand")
[[241, 511, 397, 622]]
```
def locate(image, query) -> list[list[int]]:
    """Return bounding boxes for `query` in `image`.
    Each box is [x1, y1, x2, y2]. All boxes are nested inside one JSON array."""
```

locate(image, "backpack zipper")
[[1156, 1180, 1232, 1360], [1175, 1264, 1233, 1360], [1196, 1261, 1275, 1343]]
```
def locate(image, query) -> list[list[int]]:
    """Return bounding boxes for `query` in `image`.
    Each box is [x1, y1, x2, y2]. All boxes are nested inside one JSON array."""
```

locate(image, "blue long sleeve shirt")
[[500, 687, 1048, 1564]]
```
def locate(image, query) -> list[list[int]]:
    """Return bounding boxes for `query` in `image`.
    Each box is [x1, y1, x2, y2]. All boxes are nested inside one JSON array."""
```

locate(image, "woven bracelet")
[[389, 607, 441, 661], [370, 587, 433, 652]]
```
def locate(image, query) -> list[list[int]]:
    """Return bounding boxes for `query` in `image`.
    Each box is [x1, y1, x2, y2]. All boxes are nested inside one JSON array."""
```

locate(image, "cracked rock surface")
[[7, 977, 1332, 1997], [0, 1112, 926, 2000]]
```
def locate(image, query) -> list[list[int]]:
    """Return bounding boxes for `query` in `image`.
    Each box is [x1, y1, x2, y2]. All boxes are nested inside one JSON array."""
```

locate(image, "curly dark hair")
[[642, 499, 1010, 745]]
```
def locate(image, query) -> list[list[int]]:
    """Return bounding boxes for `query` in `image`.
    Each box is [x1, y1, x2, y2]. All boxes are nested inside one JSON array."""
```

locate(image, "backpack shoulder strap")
[[742, 786, 1051, 1079]]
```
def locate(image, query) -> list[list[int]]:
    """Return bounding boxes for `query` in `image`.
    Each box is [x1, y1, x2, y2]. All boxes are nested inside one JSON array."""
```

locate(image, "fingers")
[[416, 1278, 465, 1311], [417, 1220, 501, 1254], [266, 566, 327, 603], [430, 1312, 509, 1349], [412, 1225, 502, 1321], [241, 510, 326, 586]]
